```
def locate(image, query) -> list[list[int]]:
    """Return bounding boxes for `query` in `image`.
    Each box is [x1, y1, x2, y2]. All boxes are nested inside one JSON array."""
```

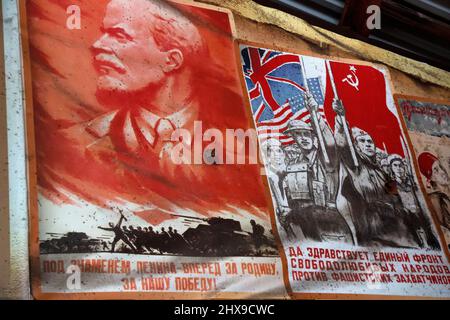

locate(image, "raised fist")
[[279, 206, 291, 218], [305, 91, 319, 113], [332, 98, 345, 116]]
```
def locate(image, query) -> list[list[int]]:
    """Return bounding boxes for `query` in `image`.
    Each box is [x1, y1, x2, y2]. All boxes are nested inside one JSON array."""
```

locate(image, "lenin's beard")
[[95, 81, 163, 111]]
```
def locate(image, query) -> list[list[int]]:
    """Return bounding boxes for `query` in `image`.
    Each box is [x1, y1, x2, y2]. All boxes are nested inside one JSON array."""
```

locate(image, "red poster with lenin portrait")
[[22, 0, 286, 299]]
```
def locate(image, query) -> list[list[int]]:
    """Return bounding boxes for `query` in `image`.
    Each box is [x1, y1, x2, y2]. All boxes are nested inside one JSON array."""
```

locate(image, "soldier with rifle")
[[281, 91, 351, 242], [135, 226, 146, 252], [143, 226, 157, 253], [387, 154, 439, 248], [332, 97, 422, 247], [326, 58, 423, 248], [158, 227, 171, 254], [98, 213, 137, 253]]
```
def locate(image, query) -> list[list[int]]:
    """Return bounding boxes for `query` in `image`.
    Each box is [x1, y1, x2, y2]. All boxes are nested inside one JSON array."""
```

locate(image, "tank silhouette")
[[40, 220, 279, 256], [171, 214, 259, 256], [41, 232, 102, 253]]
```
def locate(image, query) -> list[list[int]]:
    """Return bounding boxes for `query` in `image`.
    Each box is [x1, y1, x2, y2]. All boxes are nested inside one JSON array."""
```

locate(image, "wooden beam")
[[381, 0, 450, 48]]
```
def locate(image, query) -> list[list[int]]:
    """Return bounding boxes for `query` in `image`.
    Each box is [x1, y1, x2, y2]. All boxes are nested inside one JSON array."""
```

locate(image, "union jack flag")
[[241, 46, 325, 145]]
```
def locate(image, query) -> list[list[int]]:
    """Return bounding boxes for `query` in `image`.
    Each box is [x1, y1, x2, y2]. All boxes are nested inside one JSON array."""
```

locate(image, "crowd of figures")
[[263, 92, 440, 249], [41, 214, 279, 257], [97, 215, 277, 256], [98, 217, 191, 255]]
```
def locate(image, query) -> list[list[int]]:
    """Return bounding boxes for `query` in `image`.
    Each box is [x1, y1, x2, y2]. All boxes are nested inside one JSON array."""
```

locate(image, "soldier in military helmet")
[[388, 154, 437, 248], [280, 92, 351, 243], [261, 138, 296, 239], [128, 226, 137, 242], [380, 157, 390, 176], [168, 226, 175, 238], [262, 138, 286, 175], [332, 99, 433, 248], [388, 154, 420, 212], [135, 226, 146, 252], [143, 226, 156, 253]]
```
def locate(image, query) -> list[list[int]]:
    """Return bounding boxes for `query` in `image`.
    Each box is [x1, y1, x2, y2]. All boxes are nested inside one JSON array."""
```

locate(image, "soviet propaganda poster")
[[240, 44, 450, 298], [396, 96, 450, 251], [23, 0, 286, 298], [20, 0, 450, 300]]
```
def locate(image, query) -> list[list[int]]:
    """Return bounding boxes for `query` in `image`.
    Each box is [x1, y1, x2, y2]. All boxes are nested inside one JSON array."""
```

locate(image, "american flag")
[[241, 47, 325, 145]]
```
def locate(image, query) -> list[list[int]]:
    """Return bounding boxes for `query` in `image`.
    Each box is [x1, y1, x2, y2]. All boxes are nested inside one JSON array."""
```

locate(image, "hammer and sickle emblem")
[[342, 66, 359, 91]]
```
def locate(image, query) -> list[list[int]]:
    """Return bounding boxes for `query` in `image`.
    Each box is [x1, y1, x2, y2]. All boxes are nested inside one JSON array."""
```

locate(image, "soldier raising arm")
[[332, 98, 392, 201], [98, 214, 137, 253], [304, 92, 338, 172], [331, 98, 422, 248], [332, 99, 360, 170]]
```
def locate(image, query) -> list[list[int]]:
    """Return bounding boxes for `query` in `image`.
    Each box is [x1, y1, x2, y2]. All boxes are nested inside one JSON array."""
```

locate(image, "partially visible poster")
[[239, 44, 450, 298], [23, 0, 286, 299], [397, 96, 450, 250], [0, 17, 9, 291]]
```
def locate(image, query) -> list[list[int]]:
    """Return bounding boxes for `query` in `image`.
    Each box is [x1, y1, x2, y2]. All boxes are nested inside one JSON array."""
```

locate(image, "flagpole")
[[400, 136, 415, 186], [326, 61, 359, 168], [300, 57, 330, 165]]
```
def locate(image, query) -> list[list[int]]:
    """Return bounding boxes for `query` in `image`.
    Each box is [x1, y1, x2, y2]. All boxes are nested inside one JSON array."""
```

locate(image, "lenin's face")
[[91, 0, 169, 96], [431, 161, 449, 187], [356, 134, 375, 158]]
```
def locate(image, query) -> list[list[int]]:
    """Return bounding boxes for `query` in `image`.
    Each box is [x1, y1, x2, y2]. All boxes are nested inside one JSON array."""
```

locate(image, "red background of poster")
[[27, 0, 270, 225], [324, 62, 404, 157]]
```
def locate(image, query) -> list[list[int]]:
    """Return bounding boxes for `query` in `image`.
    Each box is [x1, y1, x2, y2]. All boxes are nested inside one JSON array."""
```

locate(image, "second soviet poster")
[[240, 44, 450, 298]]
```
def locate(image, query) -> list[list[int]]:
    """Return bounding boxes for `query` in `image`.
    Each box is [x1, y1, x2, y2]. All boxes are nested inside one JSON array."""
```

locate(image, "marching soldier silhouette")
[[128, 226, 138, 243], [143, 226, 157, 253], [135, 226, 146, 252], [158, 227, 171, 254]]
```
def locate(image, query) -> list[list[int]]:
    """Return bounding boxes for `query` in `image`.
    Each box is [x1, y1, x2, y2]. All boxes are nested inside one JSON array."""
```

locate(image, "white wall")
[[0, 0, 31, 300]]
